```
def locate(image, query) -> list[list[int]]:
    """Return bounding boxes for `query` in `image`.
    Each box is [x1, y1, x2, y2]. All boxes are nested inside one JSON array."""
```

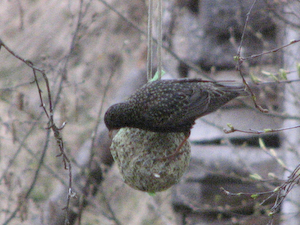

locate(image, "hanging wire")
[[147, 0, 153, 81], [157, 0, 163, 80]]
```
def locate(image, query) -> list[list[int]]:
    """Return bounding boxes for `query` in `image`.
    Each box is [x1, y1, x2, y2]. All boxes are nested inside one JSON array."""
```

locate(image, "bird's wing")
[[182, 87, 211, 120], [143, 91, 189, 125], [142, 80, 210, 126], [165, 79, 211, 120], [184, 82, 243, 120]]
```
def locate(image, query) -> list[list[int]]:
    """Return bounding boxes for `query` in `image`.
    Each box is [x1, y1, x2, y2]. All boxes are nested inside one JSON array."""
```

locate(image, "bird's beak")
[[108, 130, 113, 139]]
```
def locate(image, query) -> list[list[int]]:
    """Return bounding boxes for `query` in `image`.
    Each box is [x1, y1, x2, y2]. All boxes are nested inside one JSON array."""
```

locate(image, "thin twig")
[[76, 50, 119, 224], [0, 113, 43, 184], [241, 39, 300, 61], [99, 185, 123, 225], [224, 123, 300, 135], [221, 187, 274, 198], [3, 129, 51, 225], [88, 57, 117, 168], [0, 29, 75, 225], [235, 0, 269, 113], [270, 164, 300, 215]]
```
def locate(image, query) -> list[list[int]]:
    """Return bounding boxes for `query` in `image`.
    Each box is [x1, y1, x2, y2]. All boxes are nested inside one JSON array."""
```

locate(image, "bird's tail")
[[215, 81, 249, 96]]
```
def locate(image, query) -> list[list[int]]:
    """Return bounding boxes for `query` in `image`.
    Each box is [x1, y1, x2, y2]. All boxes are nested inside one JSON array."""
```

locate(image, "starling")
[[105, 78, 246, 132], [105, 78, 247, 157]]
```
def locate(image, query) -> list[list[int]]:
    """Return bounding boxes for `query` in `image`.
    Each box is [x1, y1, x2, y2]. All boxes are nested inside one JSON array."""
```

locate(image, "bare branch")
[[224, 123, 300, 135]]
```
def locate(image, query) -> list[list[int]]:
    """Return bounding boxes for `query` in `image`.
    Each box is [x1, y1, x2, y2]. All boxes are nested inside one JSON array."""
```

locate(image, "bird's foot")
[[155, 151, 184, 162], [155, 133, 190, 162]]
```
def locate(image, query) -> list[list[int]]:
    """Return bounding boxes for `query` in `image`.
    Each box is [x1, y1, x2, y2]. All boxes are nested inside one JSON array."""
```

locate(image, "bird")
[[104, 78, 247, 158]]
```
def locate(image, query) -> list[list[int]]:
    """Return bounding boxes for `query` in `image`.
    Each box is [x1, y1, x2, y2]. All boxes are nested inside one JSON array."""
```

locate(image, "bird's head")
[[104, 103, 133, 138], [105, 104, 124, 130]]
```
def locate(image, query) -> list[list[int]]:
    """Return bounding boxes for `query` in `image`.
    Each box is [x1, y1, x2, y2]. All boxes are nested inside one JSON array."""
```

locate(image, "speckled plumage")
[[104, 79, 247, 133]]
